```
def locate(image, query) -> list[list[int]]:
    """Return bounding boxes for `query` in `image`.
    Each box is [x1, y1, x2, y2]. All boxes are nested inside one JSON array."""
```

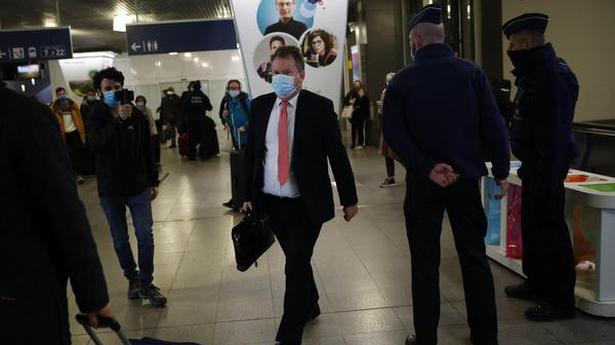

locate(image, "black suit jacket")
[[0, 86, 109, 344], [245, 90, 358, 225]]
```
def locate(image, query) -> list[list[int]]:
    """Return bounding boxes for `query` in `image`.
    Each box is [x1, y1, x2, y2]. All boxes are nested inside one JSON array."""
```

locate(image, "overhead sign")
[[231, 0, 349, 112], [0, 27, 73, 62], [125, 19, 237, 55]]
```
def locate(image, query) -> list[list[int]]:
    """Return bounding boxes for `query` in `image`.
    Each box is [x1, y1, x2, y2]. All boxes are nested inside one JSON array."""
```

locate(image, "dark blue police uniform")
[[382, 5, 510, 345], [507, 36, 579, 314]]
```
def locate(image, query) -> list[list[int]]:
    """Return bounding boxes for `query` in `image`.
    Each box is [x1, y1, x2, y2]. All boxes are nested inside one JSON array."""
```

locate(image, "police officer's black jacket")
[[87, 101, 159, 197], [0, 85, 109, 344], [383, 43, 511, 180], [508, 43, 579, 190]]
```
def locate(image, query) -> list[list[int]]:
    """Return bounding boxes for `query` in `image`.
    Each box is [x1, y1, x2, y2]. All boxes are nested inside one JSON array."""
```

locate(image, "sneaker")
[[139, 284, 167, 307], [128, 275, 141, 300], [380, 178, 397, 188], [405, 335, 417, 345], [355, 146, 364, 150]]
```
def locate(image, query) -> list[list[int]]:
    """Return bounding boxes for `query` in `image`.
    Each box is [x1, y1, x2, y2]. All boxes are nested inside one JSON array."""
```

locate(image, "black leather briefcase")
[[231, 213, 275, 272]]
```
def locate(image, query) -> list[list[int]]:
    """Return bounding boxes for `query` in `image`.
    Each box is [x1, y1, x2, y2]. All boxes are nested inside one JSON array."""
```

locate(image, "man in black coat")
[[264, 0, 308, 40], [502, 13, 579, 322], [160, 87, 182, 148], [0, 82, 112, 344], [383, 5, 510, 345], [88, 67, 167, 307], [243, 46, 358, 345]]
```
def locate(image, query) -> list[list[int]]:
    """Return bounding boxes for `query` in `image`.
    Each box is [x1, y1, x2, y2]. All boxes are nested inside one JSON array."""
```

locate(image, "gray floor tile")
[[213, 318, 276, 345]]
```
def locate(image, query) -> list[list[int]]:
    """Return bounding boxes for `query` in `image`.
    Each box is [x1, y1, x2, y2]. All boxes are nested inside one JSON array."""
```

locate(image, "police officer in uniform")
[[180, 80, 216, 160], [502, 13, 579, 322], [383, 5, 510, 345]]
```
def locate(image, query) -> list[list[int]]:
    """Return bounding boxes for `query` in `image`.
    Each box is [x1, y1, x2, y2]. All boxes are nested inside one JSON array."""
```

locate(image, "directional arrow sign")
[[0, 27, 72, 61], [125, 19, 236, 56]]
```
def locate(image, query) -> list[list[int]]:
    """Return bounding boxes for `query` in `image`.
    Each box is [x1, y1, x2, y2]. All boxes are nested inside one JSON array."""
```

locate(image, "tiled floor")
[[69, 144, 615, 345]]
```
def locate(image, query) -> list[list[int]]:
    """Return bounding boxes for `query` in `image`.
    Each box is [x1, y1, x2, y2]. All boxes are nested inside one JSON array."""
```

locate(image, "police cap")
[[502, 13, 549, 39], [409, 4, 442, 31]]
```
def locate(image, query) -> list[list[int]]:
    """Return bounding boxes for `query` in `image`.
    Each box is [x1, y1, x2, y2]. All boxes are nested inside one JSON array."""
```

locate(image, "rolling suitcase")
[[178, 133, 190, 157], [76, 314, 201, 345]]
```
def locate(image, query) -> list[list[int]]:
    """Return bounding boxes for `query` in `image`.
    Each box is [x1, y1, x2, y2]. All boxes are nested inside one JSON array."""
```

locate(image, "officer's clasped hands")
[[429, 163, 459, 188]]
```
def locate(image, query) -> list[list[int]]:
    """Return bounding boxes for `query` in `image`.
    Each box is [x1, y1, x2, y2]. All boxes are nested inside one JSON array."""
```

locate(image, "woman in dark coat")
[[343, 80, 370, 149]]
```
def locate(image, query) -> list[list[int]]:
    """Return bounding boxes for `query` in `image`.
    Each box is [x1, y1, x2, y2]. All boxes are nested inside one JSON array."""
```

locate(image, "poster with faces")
[[231, 0, 348, 112]]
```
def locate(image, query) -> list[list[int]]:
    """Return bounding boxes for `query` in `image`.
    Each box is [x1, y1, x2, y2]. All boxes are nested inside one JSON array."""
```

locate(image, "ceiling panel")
[[0, 0, 232, 52]]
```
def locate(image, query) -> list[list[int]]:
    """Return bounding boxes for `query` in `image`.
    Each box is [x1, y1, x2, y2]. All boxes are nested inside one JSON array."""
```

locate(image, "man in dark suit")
[[0, 81, 112, 344], [383, 5, 510, 345], [265, 0, 308, 40], [243, 46, 359, 345]]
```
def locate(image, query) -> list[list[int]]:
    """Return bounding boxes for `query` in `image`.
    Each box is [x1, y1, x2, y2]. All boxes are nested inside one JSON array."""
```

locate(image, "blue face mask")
[[58, 95, 67, 100], [271, 74, 297, 99], [103, 90, 119, 108]]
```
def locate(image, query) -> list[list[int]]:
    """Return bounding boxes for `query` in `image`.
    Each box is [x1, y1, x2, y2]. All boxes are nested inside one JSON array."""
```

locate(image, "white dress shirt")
[[62, 111, 77, 133], [262, 93, 300, 198]]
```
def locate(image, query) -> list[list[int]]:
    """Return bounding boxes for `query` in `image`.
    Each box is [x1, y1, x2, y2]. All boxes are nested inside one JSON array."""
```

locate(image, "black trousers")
[[351, 117, 366, 147], [385, 156, 395, 178], [521, 177, 576, 309], [64, 131, 85, 175], [264, 195, 322, 344], [152, 134, 161, 164], [404, 178, 497, 345]]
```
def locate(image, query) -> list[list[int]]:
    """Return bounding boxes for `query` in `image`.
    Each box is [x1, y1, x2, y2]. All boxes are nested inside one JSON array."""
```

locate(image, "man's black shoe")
[[525, 304, 575, 322], [310, 304, 321, 320], [128, 274, 141, 300], [223, 199, 234, 209], [139, 284, 167, 307], [505, 281, 541, 300]]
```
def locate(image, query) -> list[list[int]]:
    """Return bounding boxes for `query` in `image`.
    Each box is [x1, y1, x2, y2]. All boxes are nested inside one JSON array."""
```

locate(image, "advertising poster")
[[231, 0, 349, 112]]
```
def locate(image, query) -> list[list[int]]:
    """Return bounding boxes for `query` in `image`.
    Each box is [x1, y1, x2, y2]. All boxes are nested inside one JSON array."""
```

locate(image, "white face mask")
[[167, 91, 175, 95], [136, 101, 145, 108], [229, 90, 240, 98]]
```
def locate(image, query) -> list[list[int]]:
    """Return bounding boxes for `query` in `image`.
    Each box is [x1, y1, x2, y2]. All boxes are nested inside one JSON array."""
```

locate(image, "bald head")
[[410, 23, 445, 52]]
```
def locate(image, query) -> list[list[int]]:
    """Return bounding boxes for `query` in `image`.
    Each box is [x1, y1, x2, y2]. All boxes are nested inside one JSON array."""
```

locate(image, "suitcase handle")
[[75, 314, 132, 345], [76, 314, 120, 331]]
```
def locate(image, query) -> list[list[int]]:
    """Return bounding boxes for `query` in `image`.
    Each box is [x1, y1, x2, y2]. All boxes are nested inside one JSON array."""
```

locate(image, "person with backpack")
[[220, 80, 251, 210]]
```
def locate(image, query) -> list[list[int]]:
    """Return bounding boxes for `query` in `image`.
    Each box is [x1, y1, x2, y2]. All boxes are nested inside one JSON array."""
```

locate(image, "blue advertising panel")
[[126, 19, 237, 55], [0, 27, 72, 62]]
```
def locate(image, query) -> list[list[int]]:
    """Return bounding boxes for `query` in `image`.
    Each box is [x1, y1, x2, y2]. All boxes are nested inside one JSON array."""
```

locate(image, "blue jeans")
[[100, 190, 155, 285]]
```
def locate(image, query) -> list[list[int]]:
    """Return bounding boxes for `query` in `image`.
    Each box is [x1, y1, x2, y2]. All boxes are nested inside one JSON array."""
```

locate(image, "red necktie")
[[278, 101, 290, 186]]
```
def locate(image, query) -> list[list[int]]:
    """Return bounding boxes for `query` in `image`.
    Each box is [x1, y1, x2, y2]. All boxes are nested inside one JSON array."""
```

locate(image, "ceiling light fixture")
[[193, 57, 199, 62], [201, 62, 209, 68], [184, 52, 192, 58], [43, 18, 57, 27], [113, 12, 135, 32], [231, 55, 240, 62], [169, 52, 179, 56]]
